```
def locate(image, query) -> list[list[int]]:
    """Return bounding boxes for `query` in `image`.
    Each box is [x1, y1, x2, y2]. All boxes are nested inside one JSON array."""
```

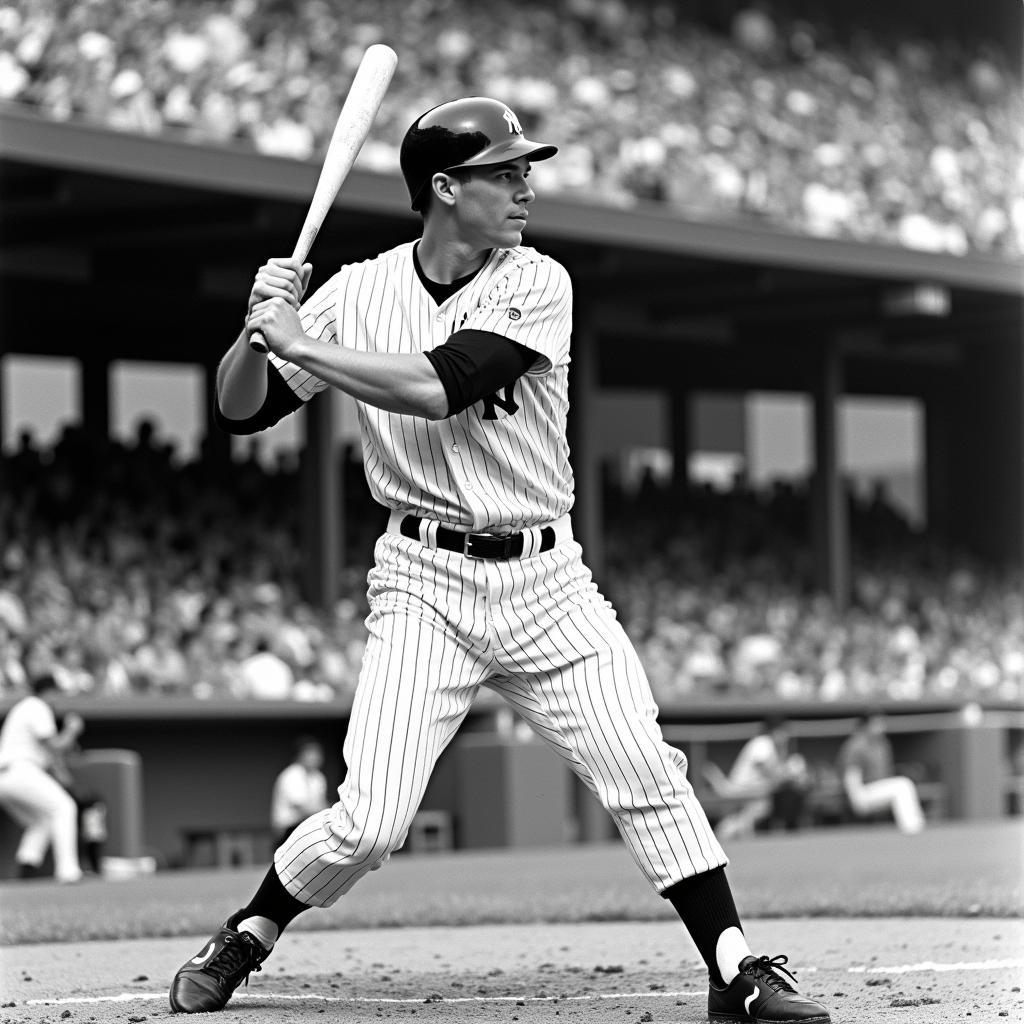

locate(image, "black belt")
[[400, 515, 556, 560]]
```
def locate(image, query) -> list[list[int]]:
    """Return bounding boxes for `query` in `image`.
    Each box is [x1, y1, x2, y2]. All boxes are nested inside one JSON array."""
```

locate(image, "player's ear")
[[431, 172, 459, 209]]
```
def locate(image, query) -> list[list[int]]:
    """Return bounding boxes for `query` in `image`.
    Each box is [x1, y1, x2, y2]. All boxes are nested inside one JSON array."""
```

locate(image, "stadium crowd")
[[0, 0, 1020, 256], [0, 423, 374, 705], [604, 478, 1023, 705], [1, 424, 1020, 708]]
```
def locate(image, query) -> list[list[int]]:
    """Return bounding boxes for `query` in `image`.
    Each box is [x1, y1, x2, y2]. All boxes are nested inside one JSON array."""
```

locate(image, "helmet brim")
[[443, 137, 558, 174]]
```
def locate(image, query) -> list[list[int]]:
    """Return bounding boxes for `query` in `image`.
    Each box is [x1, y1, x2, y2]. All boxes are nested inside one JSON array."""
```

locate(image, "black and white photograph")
[[0, 1, 1021, 1021]]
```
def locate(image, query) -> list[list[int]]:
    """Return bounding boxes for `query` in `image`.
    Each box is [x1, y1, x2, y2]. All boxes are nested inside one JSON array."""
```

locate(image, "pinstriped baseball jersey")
[[266, 233, 726, 911], [270, 242, 573, 531], [168, 98, 781, 1019]]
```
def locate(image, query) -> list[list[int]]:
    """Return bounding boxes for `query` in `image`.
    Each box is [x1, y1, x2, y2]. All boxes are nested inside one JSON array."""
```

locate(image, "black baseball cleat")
[[708, 954, 831, 1023], [169, 915, 270, 1013]]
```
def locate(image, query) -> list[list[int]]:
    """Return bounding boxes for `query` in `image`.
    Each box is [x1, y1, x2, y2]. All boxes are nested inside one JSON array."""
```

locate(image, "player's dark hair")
[[30, 673, 61, 697], [402, 124, 489, 214]]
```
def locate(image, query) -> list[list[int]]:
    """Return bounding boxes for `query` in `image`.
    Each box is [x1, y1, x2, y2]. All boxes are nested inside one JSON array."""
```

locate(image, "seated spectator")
[[836, 710, 925, 834], [236, 637, 294, 700], [131, 626, 189, 694]]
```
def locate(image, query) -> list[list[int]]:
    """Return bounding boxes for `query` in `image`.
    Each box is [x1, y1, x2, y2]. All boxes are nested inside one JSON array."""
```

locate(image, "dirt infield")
[[1, 822, 1021, 1023], [2, 918, 1022, 1023]]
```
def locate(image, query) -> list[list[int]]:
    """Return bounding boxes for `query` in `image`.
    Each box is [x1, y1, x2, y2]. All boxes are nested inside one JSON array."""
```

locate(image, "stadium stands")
[[0, 0, 1020, 255], [1, 425, 1020, 706], [0, 422, 371, 704], [603, 478, 1023, 705]]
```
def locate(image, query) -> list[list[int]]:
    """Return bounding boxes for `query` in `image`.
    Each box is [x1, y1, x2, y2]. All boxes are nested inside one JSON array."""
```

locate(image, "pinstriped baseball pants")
[[275, 532, 727, 907]]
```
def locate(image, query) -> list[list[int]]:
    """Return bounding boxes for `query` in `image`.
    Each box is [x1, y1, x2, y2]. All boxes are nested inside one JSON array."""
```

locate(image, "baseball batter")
[[169, 97, 830, 1024]]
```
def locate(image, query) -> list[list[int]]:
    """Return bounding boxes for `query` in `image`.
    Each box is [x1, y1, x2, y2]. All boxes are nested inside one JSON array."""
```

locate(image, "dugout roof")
[[1, 104, 1020, 399], [1, 106, 1021, 579]]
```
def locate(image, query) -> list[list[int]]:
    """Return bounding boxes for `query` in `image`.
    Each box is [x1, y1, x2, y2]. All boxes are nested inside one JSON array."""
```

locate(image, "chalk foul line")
[[849, 958, 1024, 975], [25, 990, 702, 1007]]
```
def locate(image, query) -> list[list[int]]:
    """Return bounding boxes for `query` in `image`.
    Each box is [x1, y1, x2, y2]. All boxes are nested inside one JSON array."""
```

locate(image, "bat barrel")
[[246, 43, 398, 356]]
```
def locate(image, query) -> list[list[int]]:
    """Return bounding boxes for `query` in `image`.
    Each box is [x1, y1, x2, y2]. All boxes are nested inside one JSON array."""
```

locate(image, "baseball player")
[[169, 97, 830, 1024], [270, 737, 330, 847], [837, 711, 926, 834], [0, 673, 84, 882]]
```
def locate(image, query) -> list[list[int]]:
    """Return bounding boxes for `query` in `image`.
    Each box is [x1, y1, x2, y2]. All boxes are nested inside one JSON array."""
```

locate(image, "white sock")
[[235, 915, 279, 950], [716, 926, 752, 985]]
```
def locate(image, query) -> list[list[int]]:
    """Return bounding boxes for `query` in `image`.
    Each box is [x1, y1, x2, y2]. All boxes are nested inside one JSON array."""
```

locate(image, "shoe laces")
[[205, 932, 265, 989], [743, 954, 798, 994]]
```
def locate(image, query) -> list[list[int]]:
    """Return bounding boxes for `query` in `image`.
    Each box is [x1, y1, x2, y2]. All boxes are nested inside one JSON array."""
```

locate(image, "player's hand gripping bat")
[[249, 43, 399, 353]]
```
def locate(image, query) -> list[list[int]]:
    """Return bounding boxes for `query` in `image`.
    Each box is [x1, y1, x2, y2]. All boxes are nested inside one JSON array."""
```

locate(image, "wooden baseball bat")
[[249, 43, 399, 353]]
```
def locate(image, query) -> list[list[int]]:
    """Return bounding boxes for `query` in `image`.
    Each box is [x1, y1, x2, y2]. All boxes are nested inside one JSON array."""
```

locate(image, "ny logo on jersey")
[[481, 382, 520, 420], [502, 108, 523, 136]]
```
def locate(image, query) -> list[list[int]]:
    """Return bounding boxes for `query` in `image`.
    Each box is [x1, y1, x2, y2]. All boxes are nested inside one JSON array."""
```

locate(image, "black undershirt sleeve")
[[424, 330, 538, 417], [213, 361, 304, 435]]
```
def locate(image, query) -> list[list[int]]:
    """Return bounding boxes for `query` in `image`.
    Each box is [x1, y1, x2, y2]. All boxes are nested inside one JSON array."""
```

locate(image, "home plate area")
[[9, 919, 1024, 1024]]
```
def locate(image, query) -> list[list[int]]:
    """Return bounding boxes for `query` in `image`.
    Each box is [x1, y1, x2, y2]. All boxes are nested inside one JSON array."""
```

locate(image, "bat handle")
[[249, 329, 270, 355], [248, 246, 309, 354]]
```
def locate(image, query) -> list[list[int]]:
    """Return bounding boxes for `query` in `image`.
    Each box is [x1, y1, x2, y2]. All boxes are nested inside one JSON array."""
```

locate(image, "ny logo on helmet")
[[502, 108, 523, 136]]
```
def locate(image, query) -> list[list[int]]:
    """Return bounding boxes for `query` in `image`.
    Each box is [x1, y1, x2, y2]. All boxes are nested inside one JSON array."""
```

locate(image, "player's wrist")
[[279, 331, 314, 365]]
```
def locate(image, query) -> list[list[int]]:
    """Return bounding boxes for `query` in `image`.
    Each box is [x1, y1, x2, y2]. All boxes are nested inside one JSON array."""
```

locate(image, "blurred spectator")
[[0, 674, 84, 881], [707, 716, 809, 839], [237, 637, 295, 700], [836, 710, 925, 834], [132, 626, 190, 694], [1, 424, 1021, 709], [0, 422, 371, 705], [0, 0, 1018, 256], [270, 736, 329, 846], [606, 475, 1023, 707]]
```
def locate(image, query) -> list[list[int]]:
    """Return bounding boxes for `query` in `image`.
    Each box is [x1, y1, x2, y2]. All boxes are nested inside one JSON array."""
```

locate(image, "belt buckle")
[[465, 533, 513, 560]]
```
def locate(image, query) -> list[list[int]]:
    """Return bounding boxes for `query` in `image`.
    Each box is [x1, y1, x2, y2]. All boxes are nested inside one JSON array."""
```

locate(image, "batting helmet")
[[400, 97, 557, 212]]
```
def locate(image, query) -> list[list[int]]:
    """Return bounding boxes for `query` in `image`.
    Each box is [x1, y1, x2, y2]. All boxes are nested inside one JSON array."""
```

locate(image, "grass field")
[[1, 820, 1020, 944]]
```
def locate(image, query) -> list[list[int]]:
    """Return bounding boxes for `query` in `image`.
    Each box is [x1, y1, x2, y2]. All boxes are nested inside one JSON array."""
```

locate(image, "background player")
[[270, 737, 330, 847], [0, 673, 84, 882], [838, 710, 926, 834], [169, 97, 831, 1024], [712, 717, 810, 839]]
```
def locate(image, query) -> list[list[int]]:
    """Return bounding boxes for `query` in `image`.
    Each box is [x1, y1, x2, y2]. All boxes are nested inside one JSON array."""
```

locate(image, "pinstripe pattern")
[[275, 534, 726, 906], [269, 237, 726, 910], [268, 243, 573, 531]]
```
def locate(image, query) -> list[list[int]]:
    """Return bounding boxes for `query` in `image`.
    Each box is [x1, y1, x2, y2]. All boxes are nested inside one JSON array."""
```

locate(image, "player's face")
[[453, 158, 535, 248]]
